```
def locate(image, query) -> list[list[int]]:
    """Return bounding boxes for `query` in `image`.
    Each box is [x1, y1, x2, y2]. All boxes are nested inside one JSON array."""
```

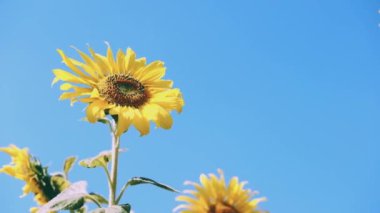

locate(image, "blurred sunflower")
[[53, 45, 184, 136], [0, 145, 69, 212], [174, 169, 267, 213]]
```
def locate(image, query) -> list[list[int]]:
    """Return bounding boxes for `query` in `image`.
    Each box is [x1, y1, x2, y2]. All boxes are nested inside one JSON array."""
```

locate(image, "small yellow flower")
[[174, 169, 267, 213], [53, 45, 184, 136], [0, 145, 69, 208]]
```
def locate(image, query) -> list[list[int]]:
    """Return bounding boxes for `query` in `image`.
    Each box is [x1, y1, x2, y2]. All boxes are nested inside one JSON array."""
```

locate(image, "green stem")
[[115, 182, 130, 204], [109, 126, 120, 206], [102, 164, 112, 190]]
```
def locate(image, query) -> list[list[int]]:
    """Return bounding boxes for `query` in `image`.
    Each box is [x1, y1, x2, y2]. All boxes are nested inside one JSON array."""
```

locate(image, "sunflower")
[[174, 169, 267, 213], [52, 45, 184, 136], [0, 145, 69, 210]]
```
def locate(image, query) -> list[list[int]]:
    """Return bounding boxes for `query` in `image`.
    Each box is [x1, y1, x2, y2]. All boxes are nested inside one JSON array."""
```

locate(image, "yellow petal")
[[116, 49, 125, 74], [89, 47, 111, 76], [109, 106, 122, 115], [0, 165, 16, 176], [57, 49, 95, 81], [144, 80, 173, 89], [51, 77, 60, 86], [124, 48, 136, 74], [73, 47, 97, 68], [134, 57, 147, 71], [59, 92, 79, 101], [59, 89, 92, 101], [106, 43, 117, 73], [86, 100, 108, 123], [80, 97, 98, 103], [0, 145, 19, 156], [249, 197, 267, 207], [69, 57, 100, 79], [59, 83, 73, 91], [90, 88, 100, 98], [149, 88, 184, 112], [176, 195, 201, 205], [142, 104, 173, 129], [137, 61, 166, 83], [156, 108, 173, 129], [132, 109, 150, 136], [116, 108, 134, 136], [53, 69, 90, 85]]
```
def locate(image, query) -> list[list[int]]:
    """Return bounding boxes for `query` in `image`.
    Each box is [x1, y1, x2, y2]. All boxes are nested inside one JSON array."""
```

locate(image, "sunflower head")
[[53, 45, 184, 136], [98, 74, 149, 108], [0, 145, 70, 207], [174, 169, 267, 213]]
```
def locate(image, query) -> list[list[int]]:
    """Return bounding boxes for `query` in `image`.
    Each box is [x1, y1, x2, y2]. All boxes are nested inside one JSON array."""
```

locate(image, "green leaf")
[[127, 177, 178, 192], [79, 150, 112, 168], [116, 177, 178, 203], [86, 192, 108, 204], [90, 204, 131, 213], [37, 181, 88, 213], [63, 156, 77, 177], [53, 197, 85, 210]]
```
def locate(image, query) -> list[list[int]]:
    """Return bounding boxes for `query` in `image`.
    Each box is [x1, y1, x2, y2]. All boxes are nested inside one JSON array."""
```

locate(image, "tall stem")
[[108, 121, 120, 206]]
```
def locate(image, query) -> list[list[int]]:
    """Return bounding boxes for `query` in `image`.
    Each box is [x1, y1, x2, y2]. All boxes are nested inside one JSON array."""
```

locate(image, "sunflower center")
[[209, 203, 239, 213], [99, 74, 148, 108]]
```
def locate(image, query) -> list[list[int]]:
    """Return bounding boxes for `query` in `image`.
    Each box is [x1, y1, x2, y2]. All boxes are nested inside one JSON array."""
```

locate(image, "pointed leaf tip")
[[63, 156, 77, 177]]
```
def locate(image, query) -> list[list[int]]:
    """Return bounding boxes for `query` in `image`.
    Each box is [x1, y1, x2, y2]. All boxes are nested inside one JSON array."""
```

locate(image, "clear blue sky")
[[0, 0, 379, 212]]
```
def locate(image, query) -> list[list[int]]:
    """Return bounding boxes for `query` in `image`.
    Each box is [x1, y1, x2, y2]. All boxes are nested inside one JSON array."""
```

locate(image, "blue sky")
[[0, 0, 379, 212]]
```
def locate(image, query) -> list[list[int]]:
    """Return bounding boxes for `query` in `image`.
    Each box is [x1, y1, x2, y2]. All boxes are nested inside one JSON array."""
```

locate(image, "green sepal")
[[63, 156, 77, 178], [79, 151, 112, 168], [111, 114, 118, 123], [90, 204, 131, 213]]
